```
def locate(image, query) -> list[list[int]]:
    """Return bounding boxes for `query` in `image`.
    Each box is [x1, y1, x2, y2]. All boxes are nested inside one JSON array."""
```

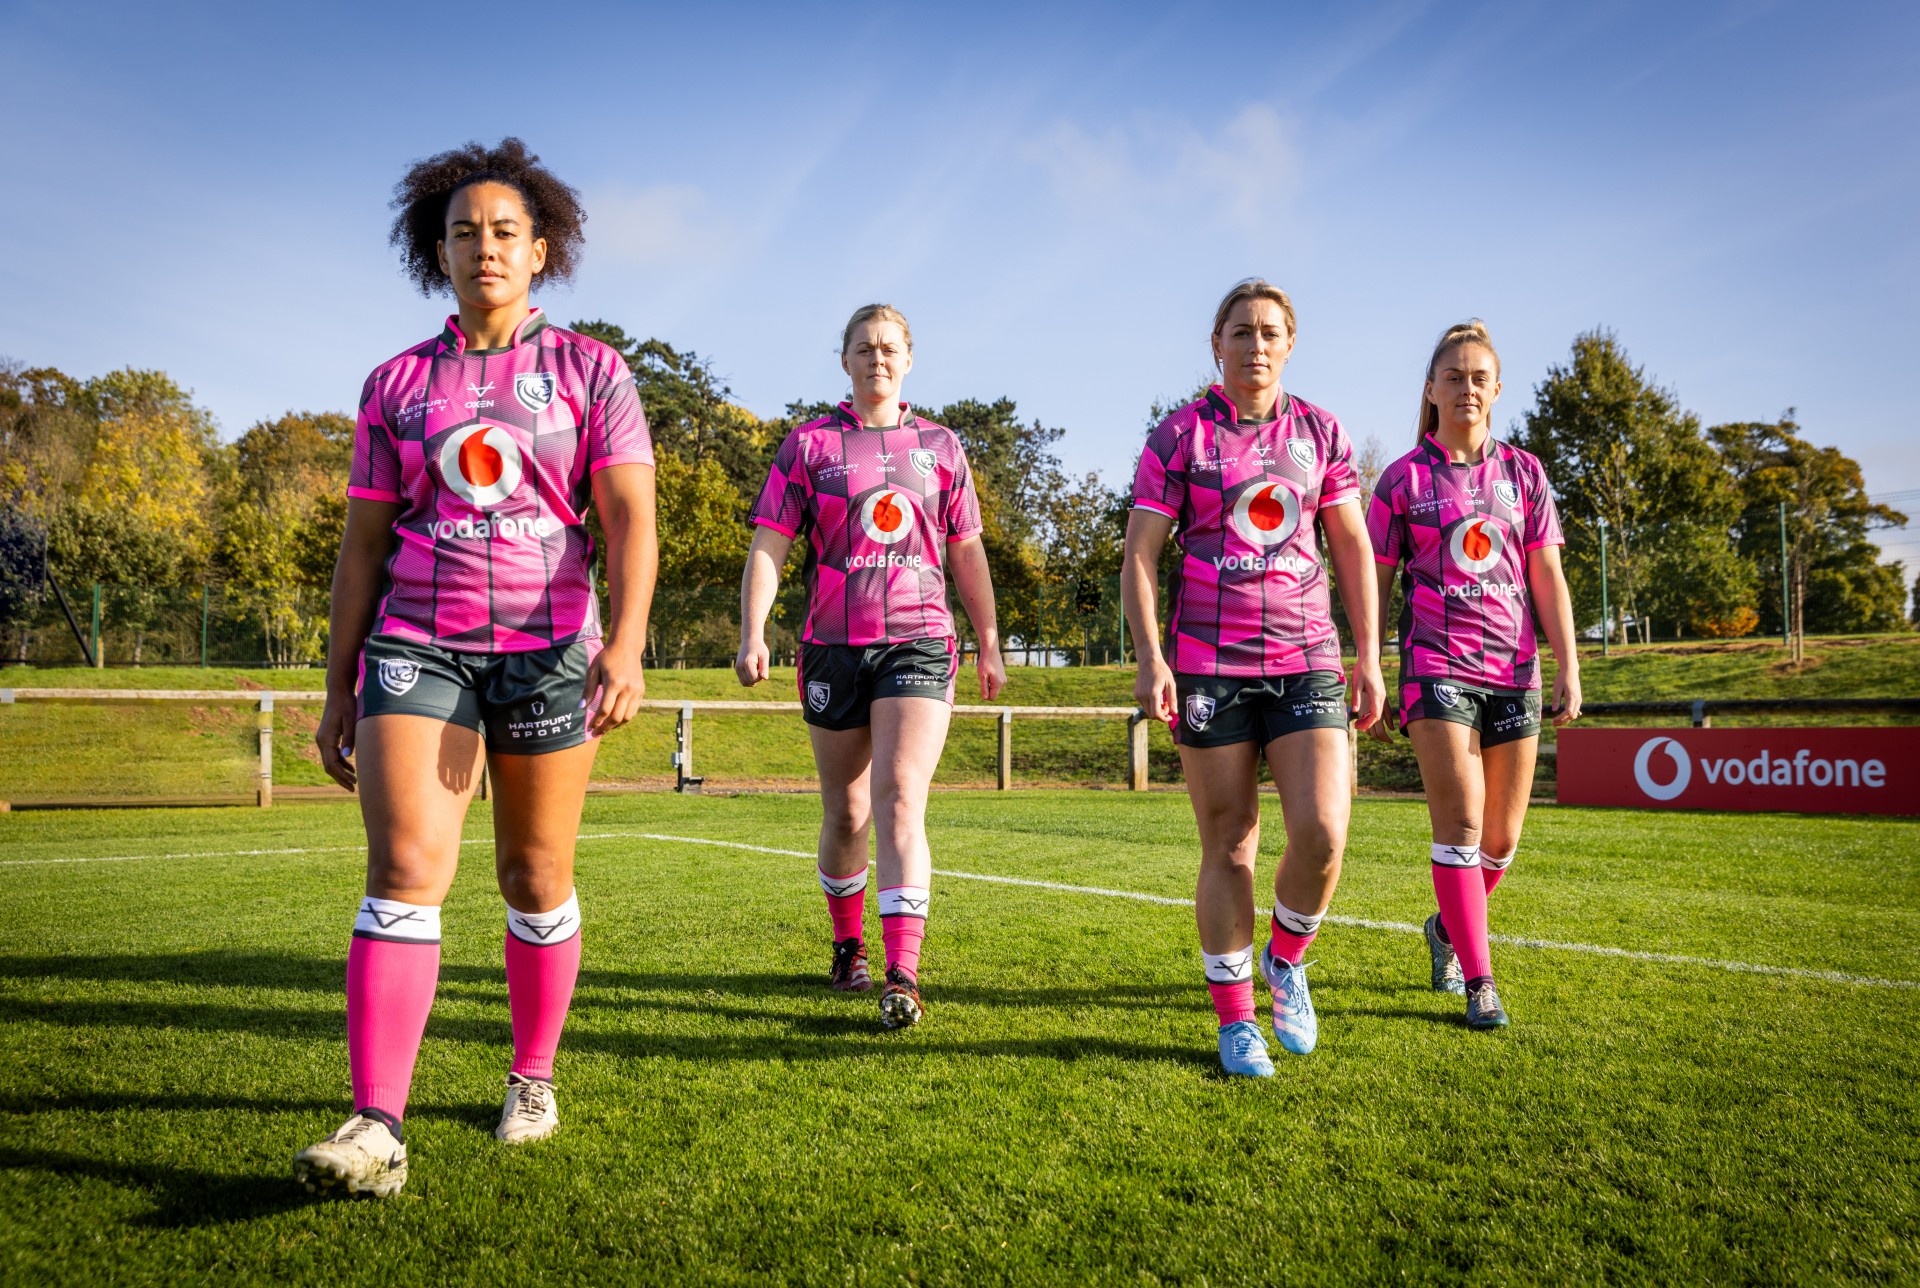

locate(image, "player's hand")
[[734, 636, 770, 688], [1551, 669, 1582, 726], [976, 643, 1007, 702], [316, 692, 357, 792], [1134, 656, 1177, 727], [587, 640, 646, 736], [1349, 659, 1386, 736]]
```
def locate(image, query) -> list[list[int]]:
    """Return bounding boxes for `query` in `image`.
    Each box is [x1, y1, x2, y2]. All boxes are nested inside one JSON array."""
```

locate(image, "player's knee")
[[821, 795, 870, 842], [367, 843, 450, 900], [1291, 817, 1345, 869], [497, 858, 573, 912], [1435, 810, 1482, 845]]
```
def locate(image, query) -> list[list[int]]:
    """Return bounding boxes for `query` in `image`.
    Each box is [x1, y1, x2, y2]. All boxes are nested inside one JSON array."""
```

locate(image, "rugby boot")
[[1465, 980, 1510, 1030], [495, 1073, 560, 1144], [1259, 951, 1319, 1055], [1424, 913, 1466, 995], [830, 937, 873, 993], [293, 1110, 408, 1197], [878, 965, 923, 1030], [1216, 1020, 1276, 1078]]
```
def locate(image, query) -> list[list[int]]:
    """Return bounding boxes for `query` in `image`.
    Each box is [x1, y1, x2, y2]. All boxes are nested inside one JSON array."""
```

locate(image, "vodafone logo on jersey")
[[1558, 728, 1917, 816], [1447, 515, 1509, 574], [859, 490, 917, 545], [1230, 479, 1301, 547], [439, 424, 525, 508]]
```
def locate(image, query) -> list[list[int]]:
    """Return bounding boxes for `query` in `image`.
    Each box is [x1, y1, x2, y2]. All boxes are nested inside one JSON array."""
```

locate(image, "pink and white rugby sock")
[[1267, 902, 1324, 967], [1431, 843, 1493, 984], [1480, 848, 1514, 896], [504, 892, 583, 1083], [879, 885, 928, 979], [1202, 946, 1257, 1026], [819, 865, 869, 942], [347, 898, 442, 1120]]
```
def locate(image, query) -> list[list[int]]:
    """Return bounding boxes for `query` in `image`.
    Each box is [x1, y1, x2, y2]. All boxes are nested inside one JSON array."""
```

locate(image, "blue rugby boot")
[[1260, 950, 1319, 1055], [1217, 1019, 1275, 1078], [1424, 914, 1466, 995], [1465, 979, 1510, 1030]]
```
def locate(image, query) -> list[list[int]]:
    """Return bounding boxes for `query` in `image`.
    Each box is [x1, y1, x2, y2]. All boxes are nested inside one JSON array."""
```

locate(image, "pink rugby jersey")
[[1367, 434, 1564, 689], [750, 403, 983, 646], [1131, 387, 1361, 677], [350, 309, 654, 652]]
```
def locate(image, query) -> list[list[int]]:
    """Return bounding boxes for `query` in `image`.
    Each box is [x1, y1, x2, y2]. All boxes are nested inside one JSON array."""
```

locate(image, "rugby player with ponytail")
[[296, 139, 657, 1195], [736, 304, 1005, 1030], [1124, 279, 1386, 1078], [1368, 320, 1581, 1030]]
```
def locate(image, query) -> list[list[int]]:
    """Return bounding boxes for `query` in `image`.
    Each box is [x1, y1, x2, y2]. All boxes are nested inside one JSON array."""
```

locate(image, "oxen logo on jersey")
[[1229, 479, 1301, 547], [1492, 480, 1520, 510], [1286, 440, 1316, 470], [514, 372, 554, 413], [378, 659, 420, 696], [1447, 516, 1509, 575], [858, 490, 917, 545], [909, 449, 937, 478], [1434, 684, 1462, 708], [439, 424, 526, 508], [531, 701, 545, 717], [1185, 694, 1216, 730], [807, 681, 831, 713]]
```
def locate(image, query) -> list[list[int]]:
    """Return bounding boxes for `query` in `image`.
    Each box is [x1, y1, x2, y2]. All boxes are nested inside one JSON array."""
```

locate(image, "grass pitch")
[[2, 793, 1917, 1285]]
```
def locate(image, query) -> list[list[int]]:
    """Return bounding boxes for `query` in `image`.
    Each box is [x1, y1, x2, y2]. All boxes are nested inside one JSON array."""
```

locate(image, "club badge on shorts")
[[1434, 683, 1462, 708], [1185, 693, 1216, 730], [514, 371, 555, 413], [378, 659, 419, 696], [807, 681, 832, 713]]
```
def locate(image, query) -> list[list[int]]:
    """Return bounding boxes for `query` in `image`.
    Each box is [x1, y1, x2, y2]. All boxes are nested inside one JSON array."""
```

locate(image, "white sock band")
[[1201, 945, 1255, 984], [1431, 842, 1482, 869], [1272, 903, 1324, 937], [354, 897, 441, 944], [506, 891, 581, 946], [879, 885, 930, 919], [819, 866, 870, 899], [1480, 849, 1515, 871]]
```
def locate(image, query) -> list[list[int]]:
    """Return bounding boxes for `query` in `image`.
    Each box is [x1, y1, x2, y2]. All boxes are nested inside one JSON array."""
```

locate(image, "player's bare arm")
[[1527, 542, 1582, 725], [1121, 508, 1177, 724], [735, 526, 792, 688], [317, 496, 402, 791], [1321, 499, 1384, 732], [588, 461, 656, 734], [946, 533, 1005, 701]]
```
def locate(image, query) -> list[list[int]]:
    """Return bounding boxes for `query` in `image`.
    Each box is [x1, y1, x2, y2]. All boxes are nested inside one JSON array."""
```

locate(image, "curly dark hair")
[[388, 137, 586, 295]]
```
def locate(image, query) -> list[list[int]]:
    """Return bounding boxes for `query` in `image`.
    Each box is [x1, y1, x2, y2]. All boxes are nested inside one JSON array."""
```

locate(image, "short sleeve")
[[1523, 460, 1564, 551], [586, 370, 655, 473], [750, 432, 808, 537], [944, 442, 984, 542], [1366, 469, 1405, 566], [1131, 419, 1185, 519], [1319, 416, 1360, 507], [349, 371, 403, 503]]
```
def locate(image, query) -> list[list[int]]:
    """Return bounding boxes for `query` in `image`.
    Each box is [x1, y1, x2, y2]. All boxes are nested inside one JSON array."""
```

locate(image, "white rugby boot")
[[495, 1073, 560, 1144], [293, 1111, 408, 1197]]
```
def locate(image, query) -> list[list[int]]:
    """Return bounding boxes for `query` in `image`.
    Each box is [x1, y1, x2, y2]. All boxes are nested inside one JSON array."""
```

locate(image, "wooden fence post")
[[997, 708, 1012, 790], [1348, 719, 1359, 798], [256, 693, 273, 808], [1127, 710, 1149, 791]]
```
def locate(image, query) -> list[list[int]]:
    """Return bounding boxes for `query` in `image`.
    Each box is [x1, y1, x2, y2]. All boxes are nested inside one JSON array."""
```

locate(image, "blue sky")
[[3, 1, 1915, 560]]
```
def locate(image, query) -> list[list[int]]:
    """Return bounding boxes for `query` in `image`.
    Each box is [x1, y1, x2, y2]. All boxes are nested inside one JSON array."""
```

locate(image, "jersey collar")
[[1422, 431, 1500, 467], [833, 400, 917, 431], [1205, 384, 1290, 427], [438, 307, 549, 356]]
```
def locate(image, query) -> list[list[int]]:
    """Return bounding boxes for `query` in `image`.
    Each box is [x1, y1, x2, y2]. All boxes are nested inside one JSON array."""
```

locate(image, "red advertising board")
[[1557, 727, 1920, 816]]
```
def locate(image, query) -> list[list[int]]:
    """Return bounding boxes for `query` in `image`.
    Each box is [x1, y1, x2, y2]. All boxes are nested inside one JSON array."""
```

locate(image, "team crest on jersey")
[[807, 681, 832, 713], [439, 424, 526, 508], [858, 489, 917, 545], [1185, 693, 1216, 730], [1229, 479, 1301, 547], [1492, 480, 1520, 510], [1285, 440, 1316, 470], [514, 372, 555, 413], [1447, 515, 1510, 574], [1434, 684, 1463, 709], [909, 449, 937, 478], [378, 659, 420, 696]]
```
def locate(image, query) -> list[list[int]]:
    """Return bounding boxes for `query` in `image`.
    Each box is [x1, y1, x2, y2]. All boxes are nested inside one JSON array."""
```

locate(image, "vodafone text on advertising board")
[[1556, 727, 1919, 816]]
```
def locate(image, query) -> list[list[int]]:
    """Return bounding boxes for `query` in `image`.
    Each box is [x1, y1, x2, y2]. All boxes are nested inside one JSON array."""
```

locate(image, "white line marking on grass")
[[11, 829, 1916, 991]]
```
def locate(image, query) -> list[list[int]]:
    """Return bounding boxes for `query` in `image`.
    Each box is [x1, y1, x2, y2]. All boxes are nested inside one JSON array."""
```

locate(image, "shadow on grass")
[[0, 1145, 310, 1228]]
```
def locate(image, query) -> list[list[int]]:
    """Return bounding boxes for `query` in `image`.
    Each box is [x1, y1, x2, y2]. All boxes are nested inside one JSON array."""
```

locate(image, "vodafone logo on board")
[[439, 424, 525, 508], [1632, 736, 1692, 800], [1558, 728, 1914, 816], [1230, 479, 1301, 547]]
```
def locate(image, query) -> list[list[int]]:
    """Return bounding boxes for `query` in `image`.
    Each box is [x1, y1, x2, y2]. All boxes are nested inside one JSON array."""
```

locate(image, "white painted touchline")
[[9, 829, 1917, 991]]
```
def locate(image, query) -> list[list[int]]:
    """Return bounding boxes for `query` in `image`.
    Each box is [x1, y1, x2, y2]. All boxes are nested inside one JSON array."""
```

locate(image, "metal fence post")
[[200, 585, 209, 668], [256, 693, 274, 807], [675, 702, 702, 793], [1127, 710, 1148, 791], [91, 583, 103, 668], [997, 708, 1012, 790]]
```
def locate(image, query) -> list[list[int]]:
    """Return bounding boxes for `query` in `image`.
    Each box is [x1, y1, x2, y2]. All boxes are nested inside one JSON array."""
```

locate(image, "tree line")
[[0, 325, 1909, 666]]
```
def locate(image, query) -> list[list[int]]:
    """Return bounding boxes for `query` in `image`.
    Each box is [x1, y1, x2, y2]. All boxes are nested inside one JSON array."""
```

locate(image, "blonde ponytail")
[[1415, 319, 1501, 444]]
